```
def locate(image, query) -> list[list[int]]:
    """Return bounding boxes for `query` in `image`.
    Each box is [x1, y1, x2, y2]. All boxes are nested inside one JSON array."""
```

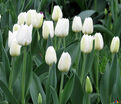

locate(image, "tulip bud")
[[85, 76, 93, 93], [80, 35, 93, 53], [58, 52, 71, 72], [94, 33, 104, 50], [45, 46, 57, 65], [42, 21, 54, 39], [110, 36, 120, 53], [82, 17, 93, 34], [13, 24, 20, 32], [72, 16, 82, 32], [10, 40, 21, 56], [55, 18, 69, 37], [8, 31, 17, 48], [52, 5, 63, 21], [38, 93, 42, 104], [17, 12, 27, 25], [16, 24, 33, 46], [26, 10, 44, 28]]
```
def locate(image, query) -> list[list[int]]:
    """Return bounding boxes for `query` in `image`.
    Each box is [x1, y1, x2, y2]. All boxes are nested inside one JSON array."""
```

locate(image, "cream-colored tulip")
[[58, 52, 71, 72], [16, 24, 33, 46], [45, 46, 57, 65], [72, 16, 82, 32], [10, 39, 21, 56], [52, 5, 63, 21], [26, 10, 44, 28], [42, 21, 54, 39], [55, 18, 69, 37], [80, 35, 93, 53], [94, 33, 104, 50], [110, 36, 120, 53], [17, 12, 27, 25], [82, 17, 93, 34]]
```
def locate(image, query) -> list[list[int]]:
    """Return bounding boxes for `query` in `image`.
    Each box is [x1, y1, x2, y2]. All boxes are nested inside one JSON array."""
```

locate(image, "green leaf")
[[78, 10, 96, 20], [0, 80, 18, 104], [50, 86, 59, 104], [61, 74, 75, 104], [30, 73, 46, 104], [71, 74, 84, 104], [94, 24, 114, 37]]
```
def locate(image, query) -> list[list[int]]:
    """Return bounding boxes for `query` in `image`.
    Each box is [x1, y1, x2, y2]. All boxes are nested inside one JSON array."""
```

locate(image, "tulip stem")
[[75, 32, 78, 40], [58, 38, 61, 49], [54, 36, 57, 50], [59, 73, 64, 103], [21, 47, 27, 104], [8, 57, 14, 93], [80, 54, 87, 84], [63, 38, 66, 48]]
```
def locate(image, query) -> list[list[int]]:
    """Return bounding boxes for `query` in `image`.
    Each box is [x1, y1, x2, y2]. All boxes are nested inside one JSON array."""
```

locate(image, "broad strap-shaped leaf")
[[0, 80, 18, 104], [61, 74, 75, 104]]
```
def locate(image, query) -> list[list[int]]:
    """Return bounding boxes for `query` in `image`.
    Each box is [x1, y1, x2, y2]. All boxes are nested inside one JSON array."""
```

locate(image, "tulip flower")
[[55, 18, 69, 37], [52, 5, 63, 21], [8, 31, 17, 48], [10, 39, 21, 56], [72, 16, 82, 32], [26, 9, 44, 28], [17, 12, 27, 25], [13, 24, 20, 32], [82, 17, 93, 34], [85, 76, 93, 93], [94, 33, 104, 50], [42, 21, 54, 39], [16, 24, 33, 46], [58, 52, 71, 72], [110, 36, 120, 53], [80, 35, 93, 53], [45, 46, 57, 65]]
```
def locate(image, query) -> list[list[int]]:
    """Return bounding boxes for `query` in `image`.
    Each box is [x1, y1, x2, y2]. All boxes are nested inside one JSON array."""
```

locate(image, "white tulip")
[[110, 36, 120, 53], [55, 18, 69, 37], [8, 31, 17, 48], [58, 52, 71, 72], [17, 12, 27, 25], [13, 24, 20, 32], [52, 5, 63, 21], [26, 10, 44, 28], [82, 17, 93, 34], [94, 33, 104, 50], [80, 35, 93, 53], [10, 39, 21, 56], [72, 16, 82, 32], [16, 24, 33, 46], [45, 46, 57, 65], [42, 21, 54, 39]]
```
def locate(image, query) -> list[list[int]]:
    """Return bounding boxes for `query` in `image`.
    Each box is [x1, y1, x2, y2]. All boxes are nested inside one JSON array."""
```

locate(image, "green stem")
[[58, 38, 61, 50], [8, 58, 14, 93], [59, 73, 64, 104], [54, 36, 57, 50], [63, 38, 66, 48], [94, 0, 97, 11], [21, 47, 27, 104], [75, 32, 78, 40], [80, 54, 86, 84]]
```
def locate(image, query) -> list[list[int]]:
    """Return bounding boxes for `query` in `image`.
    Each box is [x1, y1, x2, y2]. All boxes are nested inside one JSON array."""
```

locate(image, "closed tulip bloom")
[[58, 52, 71, 72], [8, 31, 17, 48], [110, 36, 120, 53], [26, 10, 44, 28], [52, 5, 63, 21], [45, 46, 57, 65], [94, 33, 104, 50], [80, 35, 93, 53], [10, 40, 21, 56], [85, 76, 93, 93], [16, 24, 33, 46], [13, 24, 20, 32], [42, 21, 54, 39], [72, 16, 82, 32], [55, 18, 69, 37], [17, 12, 27, 25], [82, 17, 93, 34]]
